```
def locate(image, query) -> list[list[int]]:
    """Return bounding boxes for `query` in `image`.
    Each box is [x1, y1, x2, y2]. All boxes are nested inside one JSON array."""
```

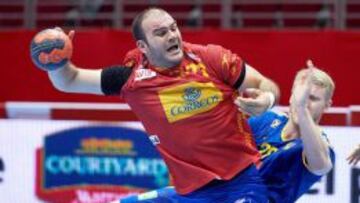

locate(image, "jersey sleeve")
[[101, 66, 132, 95], [100, 48, 143, 95], [204, 44, 246, 89]]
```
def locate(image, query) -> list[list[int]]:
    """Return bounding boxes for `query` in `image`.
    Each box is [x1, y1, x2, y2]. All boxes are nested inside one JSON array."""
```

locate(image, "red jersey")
[[121, 42, 260, 194]]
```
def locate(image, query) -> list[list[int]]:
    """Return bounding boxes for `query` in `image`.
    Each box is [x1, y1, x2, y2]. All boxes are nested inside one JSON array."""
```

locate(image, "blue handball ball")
[[30, 28, 73, 71]]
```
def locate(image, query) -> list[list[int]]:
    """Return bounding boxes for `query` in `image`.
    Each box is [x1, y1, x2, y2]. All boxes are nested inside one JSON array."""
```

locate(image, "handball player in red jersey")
[[32, 8, 280, 203]]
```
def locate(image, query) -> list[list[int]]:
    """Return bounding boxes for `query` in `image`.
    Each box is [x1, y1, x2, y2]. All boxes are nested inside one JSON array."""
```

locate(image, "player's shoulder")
[[123, 48, 143, 68]]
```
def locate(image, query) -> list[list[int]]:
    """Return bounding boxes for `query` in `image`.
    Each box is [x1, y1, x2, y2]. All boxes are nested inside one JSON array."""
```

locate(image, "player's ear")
[[136, 40, 147, 54]]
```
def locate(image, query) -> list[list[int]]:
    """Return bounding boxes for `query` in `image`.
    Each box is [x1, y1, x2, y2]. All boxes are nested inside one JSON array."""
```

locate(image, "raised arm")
[[292, 61, 332, 175], [31, 28, 134, 96], [296, 103, 332, 175]]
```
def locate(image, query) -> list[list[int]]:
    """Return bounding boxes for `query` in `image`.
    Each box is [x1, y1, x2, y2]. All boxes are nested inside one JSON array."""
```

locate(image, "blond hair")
[[294, 68, 335, 101]]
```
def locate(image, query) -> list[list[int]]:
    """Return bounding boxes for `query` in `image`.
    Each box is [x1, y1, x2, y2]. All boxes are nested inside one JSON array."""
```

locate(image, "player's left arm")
[[294, 60, 333, 175], [234, 64, 280, 116], [298, 108, 333, 175]]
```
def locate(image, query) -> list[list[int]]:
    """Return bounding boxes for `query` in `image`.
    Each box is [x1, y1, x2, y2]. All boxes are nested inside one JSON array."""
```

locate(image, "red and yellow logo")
[[158, 82, 223, 123]]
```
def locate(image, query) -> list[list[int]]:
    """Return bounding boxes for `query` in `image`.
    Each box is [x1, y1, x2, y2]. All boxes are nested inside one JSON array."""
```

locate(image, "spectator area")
[[0, 0, 357, 30]]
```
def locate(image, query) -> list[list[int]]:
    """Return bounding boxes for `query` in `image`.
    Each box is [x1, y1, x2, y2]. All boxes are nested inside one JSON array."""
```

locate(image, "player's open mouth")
[[167, 44, 180, 54]]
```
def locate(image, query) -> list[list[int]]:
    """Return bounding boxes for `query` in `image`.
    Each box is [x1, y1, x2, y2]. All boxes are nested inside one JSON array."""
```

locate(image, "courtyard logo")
[[35, 126, 169, 203]]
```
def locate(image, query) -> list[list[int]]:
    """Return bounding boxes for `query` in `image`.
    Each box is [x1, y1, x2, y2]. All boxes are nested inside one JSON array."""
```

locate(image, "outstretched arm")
[[31, 28, 133, 96], [48, 62, 103, 95], [40, 29, 104, 95]]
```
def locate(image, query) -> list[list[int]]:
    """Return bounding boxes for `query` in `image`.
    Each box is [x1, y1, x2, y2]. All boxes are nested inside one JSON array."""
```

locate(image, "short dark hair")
[[131, 7, 168, 42]]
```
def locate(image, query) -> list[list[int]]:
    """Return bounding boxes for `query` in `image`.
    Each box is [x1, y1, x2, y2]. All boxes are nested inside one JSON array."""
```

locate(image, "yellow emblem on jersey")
[[183, 62, 209, 78], [259, 143, 278, 159], [158, 82, 223, 123]]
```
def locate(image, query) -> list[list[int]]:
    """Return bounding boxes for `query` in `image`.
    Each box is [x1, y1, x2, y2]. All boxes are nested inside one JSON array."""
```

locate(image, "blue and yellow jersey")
[[248, 110, 335, 203], [119, 110, 336, 203]]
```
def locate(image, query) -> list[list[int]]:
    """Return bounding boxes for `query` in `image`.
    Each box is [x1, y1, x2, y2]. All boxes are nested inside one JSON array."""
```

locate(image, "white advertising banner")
[[297, 126, 360, 203], [0, 119, 359, 203]]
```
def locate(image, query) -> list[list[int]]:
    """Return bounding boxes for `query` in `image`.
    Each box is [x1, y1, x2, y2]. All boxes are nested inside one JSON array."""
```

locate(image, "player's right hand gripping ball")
[[30, 28, 73, 71]]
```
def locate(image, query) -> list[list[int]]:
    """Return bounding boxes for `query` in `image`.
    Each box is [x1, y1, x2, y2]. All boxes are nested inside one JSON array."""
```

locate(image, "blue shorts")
[[119, 164, 268, 203]]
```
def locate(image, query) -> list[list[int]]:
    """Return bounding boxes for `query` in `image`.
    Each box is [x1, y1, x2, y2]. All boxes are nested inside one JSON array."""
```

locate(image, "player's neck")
[[147, 56, 181, 69]]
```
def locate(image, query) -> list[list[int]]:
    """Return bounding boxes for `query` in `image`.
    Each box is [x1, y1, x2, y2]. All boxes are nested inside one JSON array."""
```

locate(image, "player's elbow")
[[309, 159, 333, 176], [50, 79, 75, 93], [48, 70, 78, 93]]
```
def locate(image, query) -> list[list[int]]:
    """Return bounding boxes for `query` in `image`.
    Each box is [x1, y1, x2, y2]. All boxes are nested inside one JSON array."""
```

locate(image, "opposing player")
[[247, 60, 335, 202], [118, 60, 335, 203], [32, 8, 280, 202]]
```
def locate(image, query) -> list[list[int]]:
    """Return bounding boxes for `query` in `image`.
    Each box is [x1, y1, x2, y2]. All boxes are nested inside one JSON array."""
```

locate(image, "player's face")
[[290, 85, 330, 124], [139, 11, 184, 68]]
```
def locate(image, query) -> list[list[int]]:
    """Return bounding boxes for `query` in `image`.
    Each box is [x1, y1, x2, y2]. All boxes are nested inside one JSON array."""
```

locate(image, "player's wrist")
[[265, 91, 275, 110], [50, 61, 71, 72]]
